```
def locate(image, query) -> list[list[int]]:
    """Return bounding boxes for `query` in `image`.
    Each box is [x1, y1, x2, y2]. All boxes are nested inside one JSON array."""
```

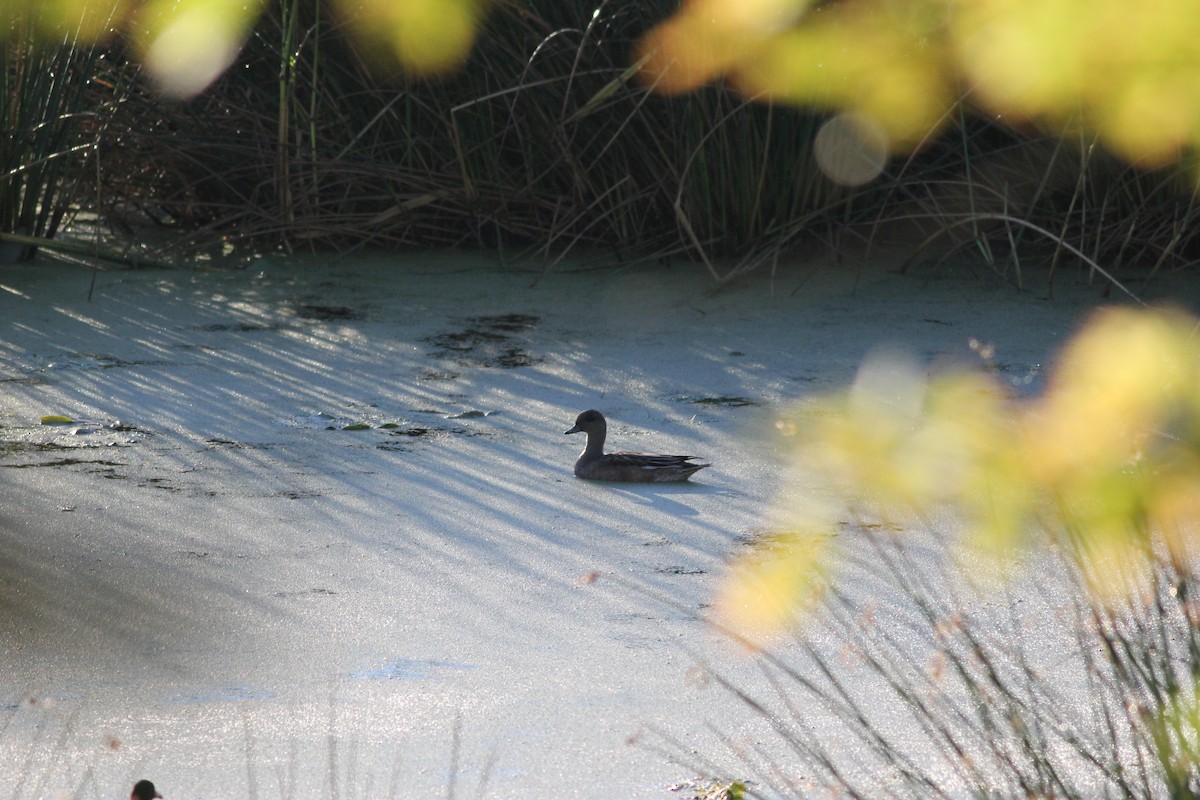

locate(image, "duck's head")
[[565, 409, 606, 436], [131, 780, 162, 800]]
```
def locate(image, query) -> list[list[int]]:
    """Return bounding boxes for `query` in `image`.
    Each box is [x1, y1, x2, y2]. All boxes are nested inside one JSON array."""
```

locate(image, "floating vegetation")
[[682, 396, 759, 407], [273, 490, 322, 500], [28, 354, 172, 372], [388, 427, 429, 437], [493, 348, 539, 368], [195, 322, 277, 333], [284, 410, 472, 441], [470, 313, 539, 332], [445, 410, 500, 419], [427, 329, 505, 350], [294, 304, 363, 321], [666, 779, 750, 800], [274, 587, 338, 598], [0, 440, 132, 459], [374, 423, 493, 451], [347, 421, 437, 431], [0, 457, 124, 470], [203, 438, 273, 450], [415, 369, 459, 382], [424, 314, 543, 368], [733, 528, 832, 549]]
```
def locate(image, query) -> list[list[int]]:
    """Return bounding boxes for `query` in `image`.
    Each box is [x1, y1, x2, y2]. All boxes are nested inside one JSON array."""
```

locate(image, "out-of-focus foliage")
[[132, 0, 263, 98], [0, 0, 129, 40], [721, 307, 1200, 636], [640, 0, 1200, 167], [341, 0, 487, 76], [1, 0, 489, 97]]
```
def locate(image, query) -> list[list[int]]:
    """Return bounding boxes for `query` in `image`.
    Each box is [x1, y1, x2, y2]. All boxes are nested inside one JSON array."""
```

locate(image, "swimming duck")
[[131, 780, 162, 800], [565, 410, 709, 482]]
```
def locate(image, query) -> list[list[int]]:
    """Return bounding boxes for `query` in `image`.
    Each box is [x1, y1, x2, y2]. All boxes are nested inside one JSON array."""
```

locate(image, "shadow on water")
[[0, 248, 1103, 795], [0, 254, 789, 793]]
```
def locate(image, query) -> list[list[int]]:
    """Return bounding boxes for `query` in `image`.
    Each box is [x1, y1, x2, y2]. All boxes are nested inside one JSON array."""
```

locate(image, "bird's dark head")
[[131, 780, 162, 800], [565, 409, 606, 435]]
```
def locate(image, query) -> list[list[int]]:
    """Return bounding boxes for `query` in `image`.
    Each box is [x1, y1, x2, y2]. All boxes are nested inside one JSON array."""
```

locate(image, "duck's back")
[[575, 451, 709, 482]]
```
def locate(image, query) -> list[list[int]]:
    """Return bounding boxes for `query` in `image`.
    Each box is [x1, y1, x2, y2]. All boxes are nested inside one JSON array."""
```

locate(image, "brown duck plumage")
[[565, 410, 709, 482]]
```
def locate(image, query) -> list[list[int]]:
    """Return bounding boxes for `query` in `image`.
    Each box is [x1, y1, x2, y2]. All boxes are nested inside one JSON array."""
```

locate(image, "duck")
[[131, 780, 162, 800], [565, 409, 709, 482]]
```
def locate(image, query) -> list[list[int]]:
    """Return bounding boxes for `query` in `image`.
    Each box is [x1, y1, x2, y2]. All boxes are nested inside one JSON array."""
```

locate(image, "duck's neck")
[[581, 428, 606, 460]]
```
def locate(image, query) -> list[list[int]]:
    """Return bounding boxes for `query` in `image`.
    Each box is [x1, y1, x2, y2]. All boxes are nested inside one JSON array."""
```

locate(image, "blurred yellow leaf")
[[34, 0, 128, 40], [716, 530, 831, 640], [1148, 467, 1200, 571], [729, 306, 1200, 635], [638, 12, 764, 94], [953, 0, 1089, 119], [1069, 516, 1153, 604], [733, 2, 952, 147], [699, 0, 807, 34], [5, 0, 485, 85], [134, 0, 262, 98], [343, 0, 484, 75], [1098, 75, 1199, 166], [641, 0, 953, 148], [638, 0, 810, 93], [642, 0, 1200, 167], [955, 0, 1200, 165], [1026, 307, 1197, 484]]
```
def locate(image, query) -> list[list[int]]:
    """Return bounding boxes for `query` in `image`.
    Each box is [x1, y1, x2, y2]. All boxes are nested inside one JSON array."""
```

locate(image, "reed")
[[81, 1, 847, 272], [7, 1, 1200, 287], [629, 526, 1200, 798], [0, 17, 116, 261]]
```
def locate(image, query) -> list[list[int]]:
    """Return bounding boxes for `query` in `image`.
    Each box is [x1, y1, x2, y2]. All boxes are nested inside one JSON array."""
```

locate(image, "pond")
[[0, 250, 1125, 797]]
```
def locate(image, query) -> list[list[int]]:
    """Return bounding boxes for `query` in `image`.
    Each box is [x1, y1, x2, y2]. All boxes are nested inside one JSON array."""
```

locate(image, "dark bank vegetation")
[[4, 0, 1199, 288]]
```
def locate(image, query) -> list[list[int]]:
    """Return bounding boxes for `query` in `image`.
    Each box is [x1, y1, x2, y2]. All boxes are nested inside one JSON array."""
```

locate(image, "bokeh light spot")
[[813, 112, 889, 186]]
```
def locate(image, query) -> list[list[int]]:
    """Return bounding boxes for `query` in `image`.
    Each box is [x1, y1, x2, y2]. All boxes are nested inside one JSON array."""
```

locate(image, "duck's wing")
[[606, 452, 705, 468]]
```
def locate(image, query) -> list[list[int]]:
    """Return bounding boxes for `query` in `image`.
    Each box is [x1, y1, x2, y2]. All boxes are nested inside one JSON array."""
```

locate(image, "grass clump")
[[76, 0, 849, 275], [0, 15, 126, 261], [653, 525, 1200, 798], [3, 1, 1200, 291]]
